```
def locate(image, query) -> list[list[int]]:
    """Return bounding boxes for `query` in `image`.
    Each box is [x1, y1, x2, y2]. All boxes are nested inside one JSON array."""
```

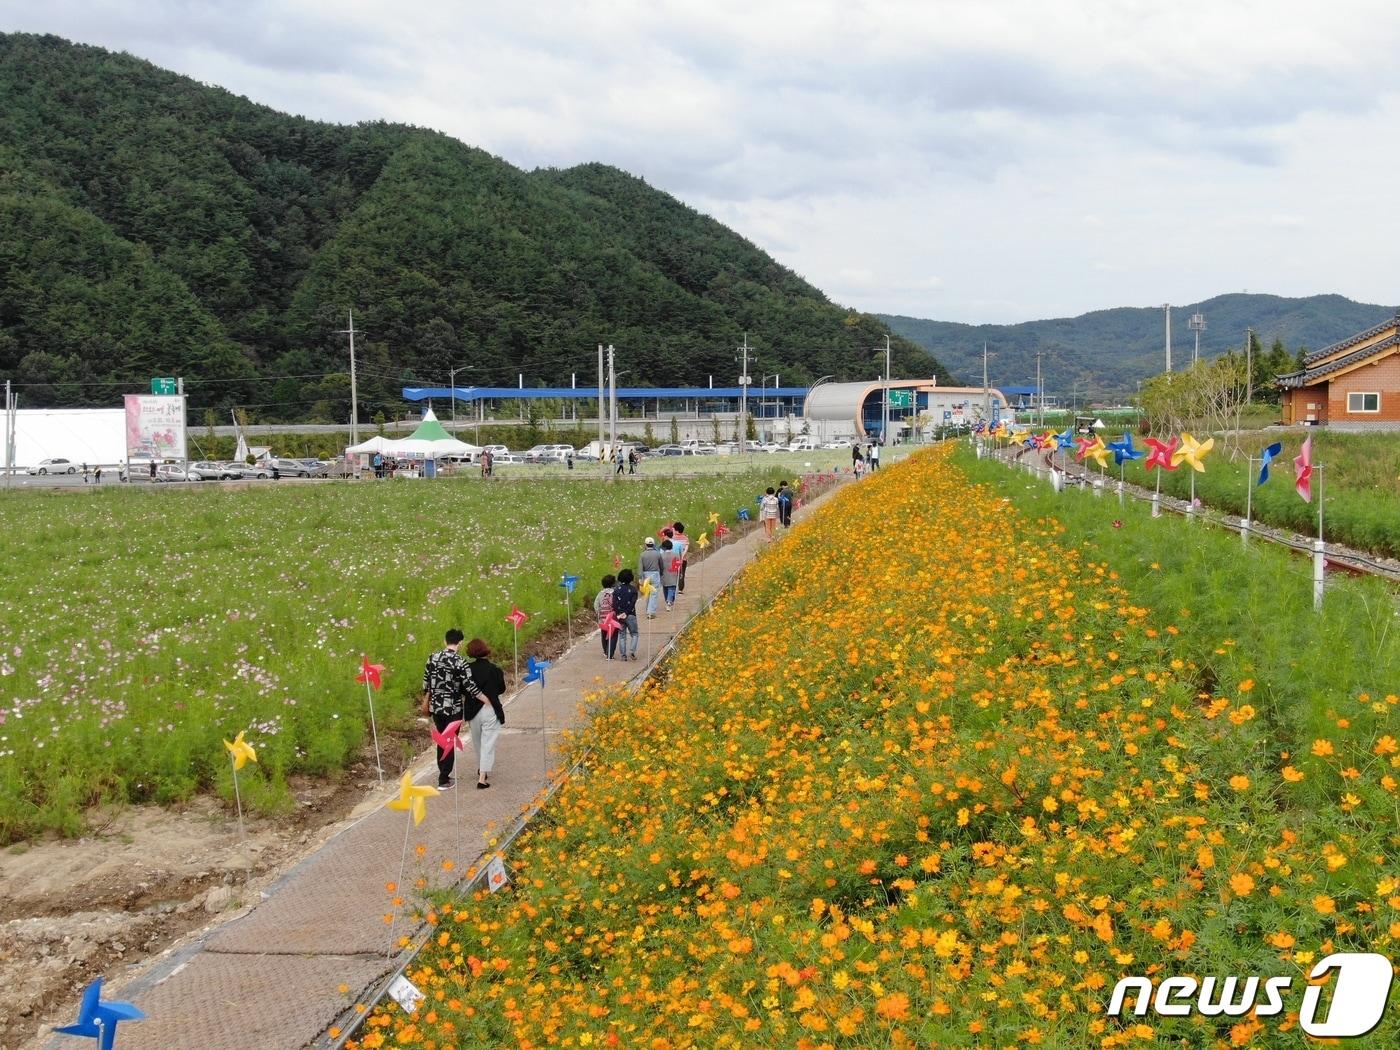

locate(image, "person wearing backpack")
[[611, 570, 640, 661], [594, 573, 618, 659], [671, 522, 689, 593], [776, 481, 794, 528]]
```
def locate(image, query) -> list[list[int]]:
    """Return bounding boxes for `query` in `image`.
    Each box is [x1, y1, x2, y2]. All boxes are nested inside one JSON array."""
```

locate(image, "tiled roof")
[[1303, 316, 1399, 366], [1278, 334, 1400, 388]]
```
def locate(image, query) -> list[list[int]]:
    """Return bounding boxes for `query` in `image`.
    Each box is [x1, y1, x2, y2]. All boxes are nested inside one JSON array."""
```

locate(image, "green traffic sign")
[[151, 377, 176, 395], [888, 390, 912, 408]]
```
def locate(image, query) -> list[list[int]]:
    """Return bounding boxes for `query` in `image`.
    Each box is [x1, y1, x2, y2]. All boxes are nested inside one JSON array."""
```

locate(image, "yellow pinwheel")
[[223, 730, 257, 771], [638, 577, 656, 598], [387, 771, 437, 826], [707, 511, 720, 527], [1171, 432, 1214, 472], [695, 531, 710, 550], [1086, 435, 1112, 469]]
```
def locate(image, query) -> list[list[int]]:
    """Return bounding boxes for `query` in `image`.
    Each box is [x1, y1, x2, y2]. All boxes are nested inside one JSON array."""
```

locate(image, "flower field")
[[356, 444, 1399, 1047], [0, 473, 778, 842]]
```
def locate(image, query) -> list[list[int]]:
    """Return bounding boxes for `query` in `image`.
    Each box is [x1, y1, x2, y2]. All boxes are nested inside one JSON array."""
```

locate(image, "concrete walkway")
[[81, 481, 843, 1050]]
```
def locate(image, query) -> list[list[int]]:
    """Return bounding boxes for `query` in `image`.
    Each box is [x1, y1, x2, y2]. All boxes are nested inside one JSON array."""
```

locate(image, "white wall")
[[3, 409, 127, 468]]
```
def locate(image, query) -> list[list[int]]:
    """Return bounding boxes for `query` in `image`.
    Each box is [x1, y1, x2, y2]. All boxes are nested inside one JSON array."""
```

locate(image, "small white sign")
[[485, 855, 510, 893], [386, 974, 425, 1014]]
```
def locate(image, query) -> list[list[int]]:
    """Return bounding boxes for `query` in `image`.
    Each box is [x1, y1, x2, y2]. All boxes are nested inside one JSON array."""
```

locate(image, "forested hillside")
[[883, 293, 1396, 400], [0, 33, 952, 418]]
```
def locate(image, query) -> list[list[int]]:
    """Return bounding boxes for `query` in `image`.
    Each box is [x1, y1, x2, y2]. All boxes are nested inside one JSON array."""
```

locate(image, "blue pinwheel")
[[56, 978, 145, 1050], [1107, 432, 1143, 466], [1257, 441, 1284, 485], [1055, 429, 1075, 451], [737, 507, 751, 521], [559, 573, 579, 594], [523, 655, 549, 687]]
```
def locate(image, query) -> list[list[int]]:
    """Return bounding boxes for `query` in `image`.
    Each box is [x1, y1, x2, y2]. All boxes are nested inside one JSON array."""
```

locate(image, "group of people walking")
[[422, 629, 507, 789], [851, 441, 881, 477], [593, 521, 689, 660]]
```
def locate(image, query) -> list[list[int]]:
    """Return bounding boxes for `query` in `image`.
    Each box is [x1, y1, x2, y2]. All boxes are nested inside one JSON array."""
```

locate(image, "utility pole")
[[882, 335, 891, 445], [1163, 304, 1172, 373], [1189, 311, 1206, 365], [3, 380, 13, 489], [1245, 327, 1255, 405], [607, 344, 618, 470], [597, 344, 605, 472], [739, 333, 751, 456], [177, 376, 188, 468], [982, 342, 990, 421], [335, 310, 360, 446], [1033, 351, 1044, 427]]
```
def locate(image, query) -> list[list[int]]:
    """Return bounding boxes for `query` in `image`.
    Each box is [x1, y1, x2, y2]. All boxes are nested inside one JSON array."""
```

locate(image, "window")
[[1347, 392, 1380, 413]]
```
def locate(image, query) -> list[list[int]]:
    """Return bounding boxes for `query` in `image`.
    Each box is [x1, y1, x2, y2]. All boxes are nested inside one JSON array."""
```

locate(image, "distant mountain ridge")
[[882, 293, 1397, 399], [0, 33, 952, 418]]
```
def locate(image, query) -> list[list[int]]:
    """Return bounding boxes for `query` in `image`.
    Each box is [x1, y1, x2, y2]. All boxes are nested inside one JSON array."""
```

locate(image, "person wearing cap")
[[637, 536, 664, 618], [464, 638, 506, 788], [659, 538, 680, 610]]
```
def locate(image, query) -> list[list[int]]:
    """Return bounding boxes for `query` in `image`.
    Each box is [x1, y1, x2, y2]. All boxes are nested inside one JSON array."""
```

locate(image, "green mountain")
[[0, 33, 953, 418], [882, 293, 1397, 401]]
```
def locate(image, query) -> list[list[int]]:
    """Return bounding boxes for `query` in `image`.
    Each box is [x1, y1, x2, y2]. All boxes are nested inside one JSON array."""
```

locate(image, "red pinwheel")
[[1294, 435, 1314, 503], [612, 553, 622, 570], [430, 719, 465, 760], [714, 522, 730, 537], [669, 556, 682, 573], [506, 605, 529, 629], [1074, 435, 1097, 462], [1143, 436, 1180, 472], [356, 655, 385, 690], [600, 610, 623, 637]]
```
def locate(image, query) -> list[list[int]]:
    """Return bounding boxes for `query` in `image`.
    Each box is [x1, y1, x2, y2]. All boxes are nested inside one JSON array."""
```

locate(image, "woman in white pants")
[[464, 639, 507, 788]]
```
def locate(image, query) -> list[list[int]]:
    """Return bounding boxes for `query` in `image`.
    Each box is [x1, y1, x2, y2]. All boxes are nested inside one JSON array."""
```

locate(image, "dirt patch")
[[0, 771, 375, 1050]]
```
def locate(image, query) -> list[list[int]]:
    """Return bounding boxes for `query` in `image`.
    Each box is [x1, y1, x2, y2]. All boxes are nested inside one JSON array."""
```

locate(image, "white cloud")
[[4, 0, 1400, 321]]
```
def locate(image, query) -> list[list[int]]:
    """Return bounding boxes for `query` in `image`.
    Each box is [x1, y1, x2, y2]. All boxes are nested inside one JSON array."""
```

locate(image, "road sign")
[[888, 389, 912, 408], [151, 378, 177, 395]]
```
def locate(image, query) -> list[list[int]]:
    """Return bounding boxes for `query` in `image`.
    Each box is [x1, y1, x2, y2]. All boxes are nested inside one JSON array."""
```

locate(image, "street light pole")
[[1034, 351, 1044, 427], [447, 363, 474, 430], [738, 333, 751, 457], [882, 335, 891, 445]]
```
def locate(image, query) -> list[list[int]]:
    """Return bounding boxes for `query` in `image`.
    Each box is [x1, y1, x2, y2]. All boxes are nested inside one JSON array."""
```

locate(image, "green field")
[[0, 472, 796, 842]]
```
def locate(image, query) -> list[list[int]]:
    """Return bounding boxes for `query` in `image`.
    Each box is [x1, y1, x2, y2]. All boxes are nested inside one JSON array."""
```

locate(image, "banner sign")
[[124, 395, 185, 459]]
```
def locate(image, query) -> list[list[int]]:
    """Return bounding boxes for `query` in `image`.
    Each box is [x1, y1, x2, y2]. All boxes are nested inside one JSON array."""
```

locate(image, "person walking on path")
[[671, 522, 689, 593], [612, 570, 640, 661], [422, 628, 488, 787], [464, 639, 507, 789], [82, 463, 90, 484], [869, 442, 881, 471], [594, 573, 619, 659], [759, 486, 781, 540], [628, 448, 639, 475], [659, 539, 680, 610], [851, 444, 862, 470], [638, 537, 664, 618], [776, 480, 793, 528], [615, 447, 626, 476], [93, 465, 102, 485]]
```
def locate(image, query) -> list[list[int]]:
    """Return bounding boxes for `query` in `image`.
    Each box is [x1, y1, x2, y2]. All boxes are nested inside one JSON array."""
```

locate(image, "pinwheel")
[[1107, 433, 1142, 466], [1171, 432, 1214, 517], [1143, 436, 1180, 472], [1086, 436, 1112, 470], [612, 553, 623, 570], [56, 977, 145, 1050], [223, 729, 256, 771], [1171, 432, 1213, 473], [1258, 441, 1284, 486], [505, 605, 529, 681], [430, 719, 465, 761], [737, 508, 751, 521], [1074, 435, 1097, 462], [637, 577, 656, 600], [356, 654, 386, 786], [1294, 435, 1313, 504], [223, 730, 257, 842], [707, 511, 720, 527], [599, 610, 622, 640], [387, 770, 436, 827], [524, 655, 550, 686], [559, 574, 580, 645], [525, 655, 552, 768], [1244, 441, 1286, 534], [695, 532, 709, 550]]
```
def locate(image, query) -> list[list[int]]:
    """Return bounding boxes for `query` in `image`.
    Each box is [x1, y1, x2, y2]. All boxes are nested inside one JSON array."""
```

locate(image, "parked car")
[[223, 462, 272, 480], [821, 439, 854, 449], [154, 464, 191, 482], [295, 458, 330, 477], [27, 458, 77, 475], [787, 437, 818, 451], [186, 461, 233, 480], [482, 444, 510, 457], [758, 442, 785, 453], [266, 458, 313, 477], [653, 444, 685, 457]]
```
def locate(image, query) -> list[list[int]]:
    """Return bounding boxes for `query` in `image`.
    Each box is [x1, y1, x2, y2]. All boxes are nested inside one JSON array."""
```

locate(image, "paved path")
[[77, 481, 843, 1050]]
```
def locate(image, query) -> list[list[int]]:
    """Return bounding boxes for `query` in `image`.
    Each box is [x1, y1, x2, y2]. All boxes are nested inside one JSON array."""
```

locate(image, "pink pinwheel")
[[669, 556, 682, 573], [1294, 435, 1313, 503], [1074, 435, 1097, 462], [1143, 436, 1180, 472], [356, 655, 385, 690], [506, 605, 529, 629], [430, 719, 465, 760], [600, 610, 623, 637]]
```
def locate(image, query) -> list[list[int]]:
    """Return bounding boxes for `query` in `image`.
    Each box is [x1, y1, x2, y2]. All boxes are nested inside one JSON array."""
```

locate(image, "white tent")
[[345, 410, 480, 459], [345, 435, 397, 454]]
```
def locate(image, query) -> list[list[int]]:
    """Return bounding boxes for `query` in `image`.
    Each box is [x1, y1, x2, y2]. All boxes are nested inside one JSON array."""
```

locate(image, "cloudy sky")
[[7, 0, 1400, 323]]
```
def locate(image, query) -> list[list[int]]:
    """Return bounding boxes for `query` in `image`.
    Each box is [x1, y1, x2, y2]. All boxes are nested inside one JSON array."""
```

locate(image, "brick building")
[[1277, 312, 1400, 428]]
